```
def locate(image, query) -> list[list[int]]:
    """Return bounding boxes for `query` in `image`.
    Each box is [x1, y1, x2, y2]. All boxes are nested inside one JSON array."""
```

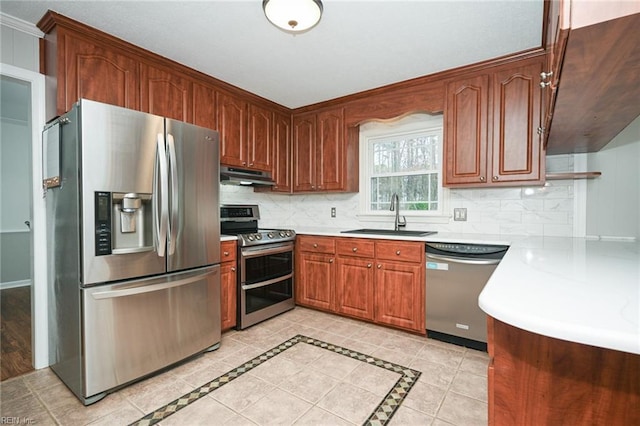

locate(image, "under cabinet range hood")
[[220, 166, 275, 186]]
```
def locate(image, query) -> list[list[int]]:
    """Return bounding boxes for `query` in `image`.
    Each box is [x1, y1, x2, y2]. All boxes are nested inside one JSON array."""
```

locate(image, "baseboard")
[[0, 279, 31, 290]]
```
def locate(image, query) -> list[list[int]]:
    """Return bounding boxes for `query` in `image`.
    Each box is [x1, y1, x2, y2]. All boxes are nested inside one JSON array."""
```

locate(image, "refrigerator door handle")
[[154, 134, 169, 257], [90, 273, 206, 299], [167, 133, 179, 256]]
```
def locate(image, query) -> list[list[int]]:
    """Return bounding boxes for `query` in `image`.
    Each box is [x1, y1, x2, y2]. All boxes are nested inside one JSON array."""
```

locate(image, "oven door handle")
[[241, 242, 294, 258], [242, 273, 293, 291]]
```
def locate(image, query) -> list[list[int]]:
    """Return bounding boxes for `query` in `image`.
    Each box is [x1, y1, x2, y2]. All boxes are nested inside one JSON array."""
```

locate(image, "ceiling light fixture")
[[263, 0, 323, 33]]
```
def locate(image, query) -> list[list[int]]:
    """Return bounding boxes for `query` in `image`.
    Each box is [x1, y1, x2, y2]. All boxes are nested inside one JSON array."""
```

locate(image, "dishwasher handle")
[[426, 253, 502, 266]]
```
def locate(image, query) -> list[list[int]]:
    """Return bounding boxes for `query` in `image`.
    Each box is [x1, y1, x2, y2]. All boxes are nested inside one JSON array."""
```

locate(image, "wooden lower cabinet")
[[335, 256, 375, 321], [296, 235, 425, 333], [220, 241, 237, 331], [297, 253, 335, 311], [488, 316, 640, 425], [374, 261, 424, 331]]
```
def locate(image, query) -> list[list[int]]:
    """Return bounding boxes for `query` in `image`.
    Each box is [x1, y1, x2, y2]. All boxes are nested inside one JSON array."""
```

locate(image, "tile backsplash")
[[221, 155, 579, 238]]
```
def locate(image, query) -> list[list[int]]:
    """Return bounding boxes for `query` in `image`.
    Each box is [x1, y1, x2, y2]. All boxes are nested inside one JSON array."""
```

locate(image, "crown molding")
[[0, 12, 44, 38]]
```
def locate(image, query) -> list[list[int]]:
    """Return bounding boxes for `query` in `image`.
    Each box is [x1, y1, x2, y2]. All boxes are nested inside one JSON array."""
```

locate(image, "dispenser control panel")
[[95, 191, 112, 255]]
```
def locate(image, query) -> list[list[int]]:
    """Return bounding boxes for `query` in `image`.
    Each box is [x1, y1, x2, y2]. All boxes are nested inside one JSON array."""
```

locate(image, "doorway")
[[0, 63, 47, 380]]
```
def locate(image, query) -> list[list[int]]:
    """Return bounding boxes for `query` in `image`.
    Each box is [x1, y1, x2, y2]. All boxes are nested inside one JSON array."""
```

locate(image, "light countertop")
[[294, 227, 640, 355]]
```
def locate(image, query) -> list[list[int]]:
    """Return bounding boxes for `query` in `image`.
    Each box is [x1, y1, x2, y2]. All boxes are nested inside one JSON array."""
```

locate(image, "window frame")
[[357, 113, 450, 224]]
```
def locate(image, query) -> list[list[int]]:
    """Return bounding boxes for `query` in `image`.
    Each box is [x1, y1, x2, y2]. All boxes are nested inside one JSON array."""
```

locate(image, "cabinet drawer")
[[221, 240, 237, 263], [336, 238, 375, 258], [376, 240, 423, 263], [297, 235, 335, 254]]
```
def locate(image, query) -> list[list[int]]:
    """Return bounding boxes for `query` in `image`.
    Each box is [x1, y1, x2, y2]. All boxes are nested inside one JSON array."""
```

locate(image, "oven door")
[[239, 242, 294, 329]]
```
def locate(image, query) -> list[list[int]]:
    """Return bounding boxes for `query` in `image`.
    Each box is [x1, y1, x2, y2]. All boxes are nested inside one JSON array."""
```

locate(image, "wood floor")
[[1, 286, 33, 381]]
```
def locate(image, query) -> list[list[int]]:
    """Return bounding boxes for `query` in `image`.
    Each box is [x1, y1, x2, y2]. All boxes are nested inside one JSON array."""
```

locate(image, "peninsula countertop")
[[294, 227, 640, 355]]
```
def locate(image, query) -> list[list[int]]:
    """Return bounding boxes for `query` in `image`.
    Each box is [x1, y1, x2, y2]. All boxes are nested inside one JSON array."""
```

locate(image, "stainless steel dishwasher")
[[425, 242, 508, 351]]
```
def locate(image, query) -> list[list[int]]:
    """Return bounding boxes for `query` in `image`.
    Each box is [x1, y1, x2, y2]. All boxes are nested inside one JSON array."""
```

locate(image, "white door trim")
[[1, 62, 48, 369]]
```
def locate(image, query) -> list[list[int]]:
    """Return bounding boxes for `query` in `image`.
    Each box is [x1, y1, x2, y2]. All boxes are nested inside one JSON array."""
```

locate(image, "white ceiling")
[[0, 0, 544, 109]]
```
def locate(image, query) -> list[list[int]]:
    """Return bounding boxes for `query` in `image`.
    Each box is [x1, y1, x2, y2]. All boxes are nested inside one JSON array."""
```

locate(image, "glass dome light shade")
[[263, 0, 323, 33]]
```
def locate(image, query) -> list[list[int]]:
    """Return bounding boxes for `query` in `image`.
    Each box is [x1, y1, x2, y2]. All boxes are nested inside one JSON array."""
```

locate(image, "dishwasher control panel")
[[426, 242, 509, 258]]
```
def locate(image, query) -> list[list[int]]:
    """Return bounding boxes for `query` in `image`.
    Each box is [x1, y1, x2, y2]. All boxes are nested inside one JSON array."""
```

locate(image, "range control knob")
[[279, 231, 286, 237], [255, 233, 262, 240], [267, 232, 275, 239], [247, 235, 254, 241]]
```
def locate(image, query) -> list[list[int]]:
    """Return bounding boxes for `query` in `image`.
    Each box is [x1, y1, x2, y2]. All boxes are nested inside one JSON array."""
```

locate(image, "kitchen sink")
[[341, 228, 437, 237]]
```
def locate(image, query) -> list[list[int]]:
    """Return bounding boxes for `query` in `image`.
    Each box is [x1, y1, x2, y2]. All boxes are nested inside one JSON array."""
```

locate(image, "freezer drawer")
[[82, 265, 220, 398]]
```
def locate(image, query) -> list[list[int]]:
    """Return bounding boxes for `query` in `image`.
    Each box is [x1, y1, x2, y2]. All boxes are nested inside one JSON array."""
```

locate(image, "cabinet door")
[[292, 113, 317, 192], [220, 262, 237, 331], [491, 60, 544, 184], [272, 111, 292, 192], [316, 108, 345, 191], [217, 92, 247, 167], [444, 74, 490, 186], [247, 103, 272, 171], [297, 253, 334, 311], [192, 81, 217, 130], [62, 32, 139, 114], [374, 261, 424, 332], [140, 64, 191, 122], [336, 257, 375, 321]]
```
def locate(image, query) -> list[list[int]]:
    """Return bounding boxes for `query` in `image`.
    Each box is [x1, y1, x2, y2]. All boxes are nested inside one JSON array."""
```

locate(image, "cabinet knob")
[[540, 81, 551, 88], [249, 162, 254, 166], [231, 267, 236, 272], [396, 250, 401, 255], [377, 264, 382, 269], [329, 258, 334, 263], [242, 161, 247, 166], [313, 243, 318, 248], [223, 251, 229, 256], [492, 176, 499, 181], [367, 263, 372, 268], [540, 71, 554, 80], [479, 176, 486, 182], [352, 247, 358, 252]]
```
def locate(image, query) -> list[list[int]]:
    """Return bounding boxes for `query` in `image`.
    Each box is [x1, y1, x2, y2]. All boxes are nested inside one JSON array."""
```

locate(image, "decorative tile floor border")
[[129, 334, 421, 426]]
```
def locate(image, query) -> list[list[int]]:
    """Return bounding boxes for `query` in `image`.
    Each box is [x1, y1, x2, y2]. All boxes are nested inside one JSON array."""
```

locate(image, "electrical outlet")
[[454, 208, 467, 221], [331, 207, 336, 218]]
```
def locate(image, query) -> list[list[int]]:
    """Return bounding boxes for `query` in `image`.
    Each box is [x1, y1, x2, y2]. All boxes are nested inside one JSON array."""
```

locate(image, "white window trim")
[[357, 114, 451, 224]]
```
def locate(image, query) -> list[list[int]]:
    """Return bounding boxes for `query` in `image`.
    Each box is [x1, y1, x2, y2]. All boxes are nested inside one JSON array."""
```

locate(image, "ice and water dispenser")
[[95, 191, 153, 255]]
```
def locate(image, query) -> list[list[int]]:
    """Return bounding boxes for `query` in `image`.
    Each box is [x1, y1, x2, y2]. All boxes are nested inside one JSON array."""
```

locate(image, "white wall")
[[221, 155, 578, 237], [586, 115, 640, 239], [0, 15, 41, 73]]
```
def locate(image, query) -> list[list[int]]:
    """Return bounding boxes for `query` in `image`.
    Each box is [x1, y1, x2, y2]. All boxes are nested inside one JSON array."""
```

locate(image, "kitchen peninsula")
[[295, 228, 640, 424]]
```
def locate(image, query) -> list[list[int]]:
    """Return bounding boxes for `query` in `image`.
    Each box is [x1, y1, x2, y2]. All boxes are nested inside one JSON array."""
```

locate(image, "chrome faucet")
[[390, 193, 407, 231]]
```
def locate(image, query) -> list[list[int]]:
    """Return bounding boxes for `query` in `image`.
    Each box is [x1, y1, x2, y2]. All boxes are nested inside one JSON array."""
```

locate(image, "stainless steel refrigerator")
[[43, 99, 221, 405]]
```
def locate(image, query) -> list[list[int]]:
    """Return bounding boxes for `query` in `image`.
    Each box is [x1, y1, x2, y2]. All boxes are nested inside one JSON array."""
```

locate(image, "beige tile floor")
[[0, 307, 489, 425]]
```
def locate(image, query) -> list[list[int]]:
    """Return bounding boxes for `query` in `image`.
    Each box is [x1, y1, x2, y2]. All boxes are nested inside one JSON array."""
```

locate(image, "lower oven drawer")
[[239, 275, 295, 329]]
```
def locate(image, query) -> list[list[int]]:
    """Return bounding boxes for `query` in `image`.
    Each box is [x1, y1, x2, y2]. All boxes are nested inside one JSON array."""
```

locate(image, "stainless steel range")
[[220, 205, 295, 329]]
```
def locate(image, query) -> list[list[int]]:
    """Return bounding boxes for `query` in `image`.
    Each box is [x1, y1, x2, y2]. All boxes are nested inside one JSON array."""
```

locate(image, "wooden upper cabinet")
[[444, 56, 545, 188], [192, 81, 217, 130], [59, 30, 139, 114], [292, 113, 317, 192], [271, 111, 292, 192], [217, 91, 247, 167], [445, 74, 489, 185], [316, 108, 345, 191], [247, 103, 273, 171], [292, 107, 356, 193], [491, 60, 543, 184], [140, 63, 191, 122], [216, 92, 273, 172]]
